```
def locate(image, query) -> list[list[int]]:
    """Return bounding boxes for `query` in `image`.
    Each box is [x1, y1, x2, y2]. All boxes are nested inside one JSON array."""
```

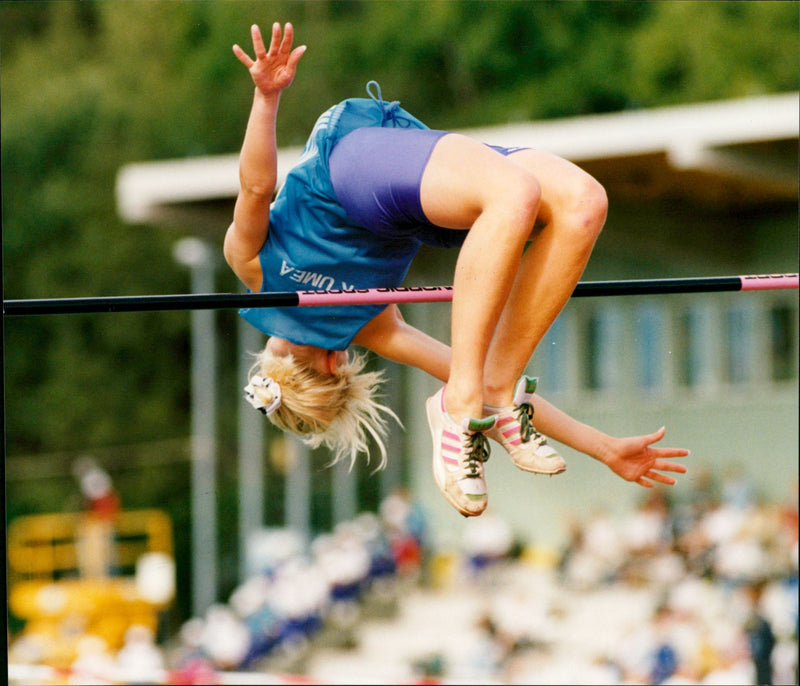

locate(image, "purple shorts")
[[329, 127, 526, 249]]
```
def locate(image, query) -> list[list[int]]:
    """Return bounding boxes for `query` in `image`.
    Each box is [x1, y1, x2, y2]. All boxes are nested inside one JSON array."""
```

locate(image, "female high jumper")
[[225, 23, 689, 517]]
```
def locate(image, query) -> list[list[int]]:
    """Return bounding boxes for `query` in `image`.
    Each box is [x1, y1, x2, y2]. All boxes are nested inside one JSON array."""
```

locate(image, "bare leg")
[[419, 134, 542, 423], [483, 150, 608, 406], [420, 137, 606, 512]]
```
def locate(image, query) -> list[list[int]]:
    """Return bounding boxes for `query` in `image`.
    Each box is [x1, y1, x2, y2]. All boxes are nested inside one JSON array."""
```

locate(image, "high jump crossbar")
[[3, 273, 797, 317]]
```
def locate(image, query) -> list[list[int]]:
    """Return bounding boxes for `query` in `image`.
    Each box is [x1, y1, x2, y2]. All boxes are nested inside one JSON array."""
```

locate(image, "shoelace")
[[515, 402, 549, 447], [462, 431, 491, 478], [366, 80, 416, 128], [515, 401, 535, 442]]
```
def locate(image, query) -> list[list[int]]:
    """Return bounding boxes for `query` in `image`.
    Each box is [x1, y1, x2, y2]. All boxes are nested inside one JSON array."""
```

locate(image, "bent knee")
[[547, 175, 607, 250], [573, 177, 608, 237]]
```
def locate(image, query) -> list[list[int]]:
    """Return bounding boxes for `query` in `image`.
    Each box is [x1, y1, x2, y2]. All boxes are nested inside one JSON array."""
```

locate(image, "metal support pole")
[[332, 459, 357, 525], [174, 238, 217, 617], [285, 436, 310, 541], [238, 320, 265, 582], [380, 361, 403, 503]]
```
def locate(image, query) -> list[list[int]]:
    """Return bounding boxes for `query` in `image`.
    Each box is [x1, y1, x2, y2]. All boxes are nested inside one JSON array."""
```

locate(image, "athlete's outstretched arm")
[[525, 395, 688, 487], [224, 22, 306, 291], [355, 310, 688, 486]]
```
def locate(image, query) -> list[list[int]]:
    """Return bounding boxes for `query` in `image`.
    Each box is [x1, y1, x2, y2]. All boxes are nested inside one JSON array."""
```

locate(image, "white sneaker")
[[486, 376, 566, 475], [426, 386, 496, 517]]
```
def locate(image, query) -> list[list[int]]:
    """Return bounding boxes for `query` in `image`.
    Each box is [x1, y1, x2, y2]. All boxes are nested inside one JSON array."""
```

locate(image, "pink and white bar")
[[740, 273, 800, 291]]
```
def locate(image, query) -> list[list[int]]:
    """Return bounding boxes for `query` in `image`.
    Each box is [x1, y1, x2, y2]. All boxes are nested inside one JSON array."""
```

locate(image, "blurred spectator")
[[69, 634, 116, 685], [461, 512, 514, 580], [648, 604, 679, 684], [380, 489, 427, 579], [743, 581, 777, 685], [722, 464, 757, 511], [72, 456, 120, 579], [72, 456, 121, 519], [559, 508, 625, 588], [199, 605, 251, 670], [243, 527, 305, 579], [116, 624, 165, 681]]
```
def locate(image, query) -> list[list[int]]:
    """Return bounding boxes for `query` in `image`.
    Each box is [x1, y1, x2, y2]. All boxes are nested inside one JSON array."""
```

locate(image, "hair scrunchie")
[[244, 375, 282, 416]]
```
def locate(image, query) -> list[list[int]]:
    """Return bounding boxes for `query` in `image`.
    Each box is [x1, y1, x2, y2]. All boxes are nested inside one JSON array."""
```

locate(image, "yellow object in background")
[[7, 509, 174, 663]]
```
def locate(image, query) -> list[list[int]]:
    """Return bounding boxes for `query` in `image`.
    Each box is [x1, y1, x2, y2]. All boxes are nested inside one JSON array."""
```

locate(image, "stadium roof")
[[116, 92, 799, 234]]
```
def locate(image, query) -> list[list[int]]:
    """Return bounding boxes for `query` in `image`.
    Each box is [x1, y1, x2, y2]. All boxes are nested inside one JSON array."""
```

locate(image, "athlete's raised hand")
[[601, 426, 689, 488], [233, 22, 306, 96]]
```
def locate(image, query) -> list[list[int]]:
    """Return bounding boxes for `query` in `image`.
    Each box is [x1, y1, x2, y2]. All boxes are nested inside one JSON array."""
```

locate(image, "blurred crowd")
[[448, 471, 798, 685], [164, 488, 428, 681], [8, 469, 798, 685], [9, 488, 429, 685]]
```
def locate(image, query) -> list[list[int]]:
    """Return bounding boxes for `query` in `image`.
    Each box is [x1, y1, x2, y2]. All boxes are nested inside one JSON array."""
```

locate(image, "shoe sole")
[[511, 458, 567, 476], [486, 427, 567, 476]]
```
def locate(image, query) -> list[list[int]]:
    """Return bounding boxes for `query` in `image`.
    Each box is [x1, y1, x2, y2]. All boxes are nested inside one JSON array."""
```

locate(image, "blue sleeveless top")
[[239, 83, 429, 350]]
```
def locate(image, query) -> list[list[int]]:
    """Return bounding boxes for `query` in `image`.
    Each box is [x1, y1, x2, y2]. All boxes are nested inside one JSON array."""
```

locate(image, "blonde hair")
[[247, 345, 400, 470]]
